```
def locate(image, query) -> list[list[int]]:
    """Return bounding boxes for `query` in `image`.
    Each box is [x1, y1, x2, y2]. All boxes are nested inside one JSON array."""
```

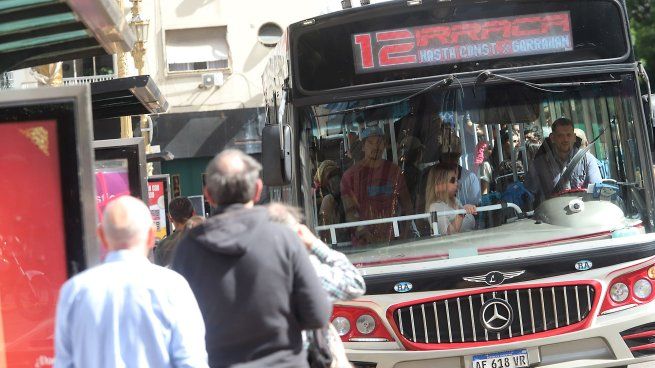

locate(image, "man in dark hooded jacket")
[[171, 149, 331, 368]]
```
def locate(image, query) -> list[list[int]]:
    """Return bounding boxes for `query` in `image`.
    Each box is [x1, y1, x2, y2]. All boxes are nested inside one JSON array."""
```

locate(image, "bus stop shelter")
[[0, 0, 134, 73], [0, 1, 166, 367]]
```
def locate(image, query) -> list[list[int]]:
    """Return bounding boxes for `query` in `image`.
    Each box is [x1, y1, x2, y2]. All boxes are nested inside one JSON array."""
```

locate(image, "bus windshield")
[[301, 73, 650, 267]]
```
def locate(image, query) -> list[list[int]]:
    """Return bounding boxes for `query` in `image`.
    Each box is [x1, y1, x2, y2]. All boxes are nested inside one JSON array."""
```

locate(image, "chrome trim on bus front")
[[392, 284, 596, 346]]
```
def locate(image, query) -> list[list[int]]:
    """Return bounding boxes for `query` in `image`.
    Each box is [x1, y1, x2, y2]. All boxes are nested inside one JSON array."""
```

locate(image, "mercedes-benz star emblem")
[[463, 270, 525, 286], [480, 298, 514, 332]]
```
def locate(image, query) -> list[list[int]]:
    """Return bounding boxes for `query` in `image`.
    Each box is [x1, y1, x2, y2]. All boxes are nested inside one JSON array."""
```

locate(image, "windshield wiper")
[[474, 70, 621, 93], [314, 75, 455, 117]]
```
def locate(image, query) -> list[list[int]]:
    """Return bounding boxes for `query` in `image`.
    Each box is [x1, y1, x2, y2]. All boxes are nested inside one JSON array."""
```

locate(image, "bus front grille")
[[392, 284, 596, 345]]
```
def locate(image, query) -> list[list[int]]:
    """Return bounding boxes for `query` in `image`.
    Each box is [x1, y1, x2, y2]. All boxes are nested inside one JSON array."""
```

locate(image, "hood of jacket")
[[188, 204, 269, 256]]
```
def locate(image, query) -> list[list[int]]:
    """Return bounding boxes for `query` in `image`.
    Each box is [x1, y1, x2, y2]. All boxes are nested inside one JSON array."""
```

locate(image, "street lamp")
[[129, 0, 152, 174], [129, 0, 149, 74]]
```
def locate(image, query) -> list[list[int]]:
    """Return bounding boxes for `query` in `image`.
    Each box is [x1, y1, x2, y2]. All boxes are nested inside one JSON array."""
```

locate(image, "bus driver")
[[526, 117, 602, 202], [340, 127, 413, 245]]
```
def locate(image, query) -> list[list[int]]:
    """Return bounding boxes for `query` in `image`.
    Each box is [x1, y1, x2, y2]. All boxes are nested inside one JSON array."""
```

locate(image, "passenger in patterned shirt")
[[268, 202, 365, 368], [267, 202, 366, 302], [340, 127, 413, 245]]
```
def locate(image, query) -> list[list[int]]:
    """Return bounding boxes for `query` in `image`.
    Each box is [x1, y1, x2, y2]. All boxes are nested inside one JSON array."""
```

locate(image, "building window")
[[257, 22, 283, 47], [165, 27, 229, 73], [62, 54, 115, 78]]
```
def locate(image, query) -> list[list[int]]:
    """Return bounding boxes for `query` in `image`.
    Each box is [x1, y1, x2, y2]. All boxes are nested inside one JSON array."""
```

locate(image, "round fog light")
[[634, 279, 653, 299], [356, 314, 376, 335], [610, 282, 629, 302], [332, 317, 351, 336]]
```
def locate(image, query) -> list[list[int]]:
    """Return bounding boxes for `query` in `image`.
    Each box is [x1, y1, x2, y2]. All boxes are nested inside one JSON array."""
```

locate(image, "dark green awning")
[[0, 0, 135, 73], [91, 75, 169, 119]]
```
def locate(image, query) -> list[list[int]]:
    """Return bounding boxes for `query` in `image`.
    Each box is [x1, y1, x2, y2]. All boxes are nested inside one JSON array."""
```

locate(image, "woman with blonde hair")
[[425, 163, 477, 235]]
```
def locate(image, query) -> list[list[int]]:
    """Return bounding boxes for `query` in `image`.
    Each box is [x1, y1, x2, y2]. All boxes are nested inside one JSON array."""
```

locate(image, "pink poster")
[[94, 159, 130, 218]]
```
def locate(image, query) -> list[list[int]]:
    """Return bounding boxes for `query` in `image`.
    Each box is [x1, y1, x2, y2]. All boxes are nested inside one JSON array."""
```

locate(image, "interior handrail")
[[315, 203, 523, 244]]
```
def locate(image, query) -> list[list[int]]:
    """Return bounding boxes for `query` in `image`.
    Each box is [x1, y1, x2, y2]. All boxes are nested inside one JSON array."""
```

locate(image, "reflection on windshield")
[[305, 74, 649, 266]]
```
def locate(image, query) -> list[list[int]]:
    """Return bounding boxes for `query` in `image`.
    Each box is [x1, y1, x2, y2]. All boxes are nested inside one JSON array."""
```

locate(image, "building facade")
[[148, 0, 335, 197], [9, 0, 340, 197]]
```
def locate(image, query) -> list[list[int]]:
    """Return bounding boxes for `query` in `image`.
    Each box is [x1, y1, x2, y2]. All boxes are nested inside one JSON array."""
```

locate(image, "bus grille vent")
[[621, 322, 655, 357], [392, 285, 596, 345]]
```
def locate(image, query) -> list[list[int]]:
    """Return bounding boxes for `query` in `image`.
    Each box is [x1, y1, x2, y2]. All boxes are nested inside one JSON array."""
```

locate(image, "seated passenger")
[[524, 123, 543, 146], [415, 129, 481, 212], [340, 127, 412, 245], [441, 149, 481, 206], [425, 163, 477, 235], [314, 160, 345, 226], [495, 159, 524, 193], [526, 117, 602, 202], [398, 135, 425, 206], [574, 128, 588, 147], [474, 140, 493, 195]]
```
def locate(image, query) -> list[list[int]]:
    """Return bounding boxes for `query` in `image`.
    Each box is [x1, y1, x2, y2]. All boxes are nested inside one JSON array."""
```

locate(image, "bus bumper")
[[344, 301, 655, 368]]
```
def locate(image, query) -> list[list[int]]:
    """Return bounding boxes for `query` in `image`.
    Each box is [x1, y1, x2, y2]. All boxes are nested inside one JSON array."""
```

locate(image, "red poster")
[[0, 121, 68, 367], [147, 180, 167, 239]]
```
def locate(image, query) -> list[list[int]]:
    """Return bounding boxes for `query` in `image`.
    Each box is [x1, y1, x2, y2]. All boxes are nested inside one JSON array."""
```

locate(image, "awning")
[[0, 0, 135, 73], [150, 108, 265, 159], [91, 75, 169, 119]]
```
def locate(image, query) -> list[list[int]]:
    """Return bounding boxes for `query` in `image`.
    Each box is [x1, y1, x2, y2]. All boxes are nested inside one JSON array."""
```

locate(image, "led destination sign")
[[352, 12, 573, 73]]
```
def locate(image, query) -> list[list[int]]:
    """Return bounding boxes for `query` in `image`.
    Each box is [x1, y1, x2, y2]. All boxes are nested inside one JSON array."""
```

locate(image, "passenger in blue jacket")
[[172, 149, 331, 368]]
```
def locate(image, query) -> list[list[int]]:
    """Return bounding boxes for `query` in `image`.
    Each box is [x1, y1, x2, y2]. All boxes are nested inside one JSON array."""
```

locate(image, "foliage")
[[628, 0, 655, 85]]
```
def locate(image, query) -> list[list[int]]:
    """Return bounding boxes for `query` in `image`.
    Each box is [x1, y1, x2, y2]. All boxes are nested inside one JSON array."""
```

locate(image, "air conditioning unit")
[[200, 72, 224, 88]]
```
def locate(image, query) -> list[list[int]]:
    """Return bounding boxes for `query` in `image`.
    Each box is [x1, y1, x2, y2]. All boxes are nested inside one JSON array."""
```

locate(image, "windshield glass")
[[300, 73, 652, 267]]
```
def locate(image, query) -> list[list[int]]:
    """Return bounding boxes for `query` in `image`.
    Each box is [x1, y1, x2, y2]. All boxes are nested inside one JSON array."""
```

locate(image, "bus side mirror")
[[262, 124, 292, 186]]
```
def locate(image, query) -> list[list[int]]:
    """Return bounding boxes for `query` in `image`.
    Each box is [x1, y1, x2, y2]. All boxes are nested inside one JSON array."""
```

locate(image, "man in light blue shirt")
[[54, 196, 208, 368]]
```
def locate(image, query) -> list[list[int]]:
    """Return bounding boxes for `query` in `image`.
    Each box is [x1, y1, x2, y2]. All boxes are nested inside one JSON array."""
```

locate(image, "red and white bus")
[[262, 0, 655, 367]]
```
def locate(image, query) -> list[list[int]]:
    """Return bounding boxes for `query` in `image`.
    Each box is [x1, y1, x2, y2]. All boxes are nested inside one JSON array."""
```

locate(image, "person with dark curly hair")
[[154, 196, 194, 267]]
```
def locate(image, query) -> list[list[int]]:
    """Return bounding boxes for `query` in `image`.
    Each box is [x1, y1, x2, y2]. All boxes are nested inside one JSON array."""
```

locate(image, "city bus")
[[262, 0, 655, 367]]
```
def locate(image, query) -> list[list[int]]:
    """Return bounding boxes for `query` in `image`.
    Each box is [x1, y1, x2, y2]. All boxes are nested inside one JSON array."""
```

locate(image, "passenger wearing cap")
[[340, 127, 413, 245]]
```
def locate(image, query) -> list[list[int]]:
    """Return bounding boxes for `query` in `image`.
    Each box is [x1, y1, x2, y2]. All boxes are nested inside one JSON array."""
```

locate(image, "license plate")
[[471, 349, 529, 368]]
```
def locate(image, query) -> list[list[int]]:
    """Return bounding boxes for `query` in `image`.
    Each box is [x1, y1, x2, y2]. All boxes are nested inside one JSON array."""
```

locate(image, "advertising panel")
[[188, 195, 206, 220], [0, 120, 68, 368], [94, 159, 130, 219], [147, 175, 171, 240], [0, 86, 96, 367]]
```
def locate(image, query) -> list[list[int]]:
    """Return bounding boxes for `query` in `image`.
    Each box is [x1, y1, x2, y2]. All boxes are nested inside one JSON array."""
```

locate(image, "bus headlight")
[[332, 317, 351, 336], [610, 282, 629, 302], [356, 314, 376, 335], [633, 279, 653, 299]]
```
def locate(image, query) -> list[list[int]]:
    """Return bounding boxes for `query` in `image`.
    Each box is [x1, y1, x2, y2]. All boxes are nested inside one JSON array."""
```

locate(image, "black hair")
[[551, 117, 574, 133], [169, 197, 194, 223]]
